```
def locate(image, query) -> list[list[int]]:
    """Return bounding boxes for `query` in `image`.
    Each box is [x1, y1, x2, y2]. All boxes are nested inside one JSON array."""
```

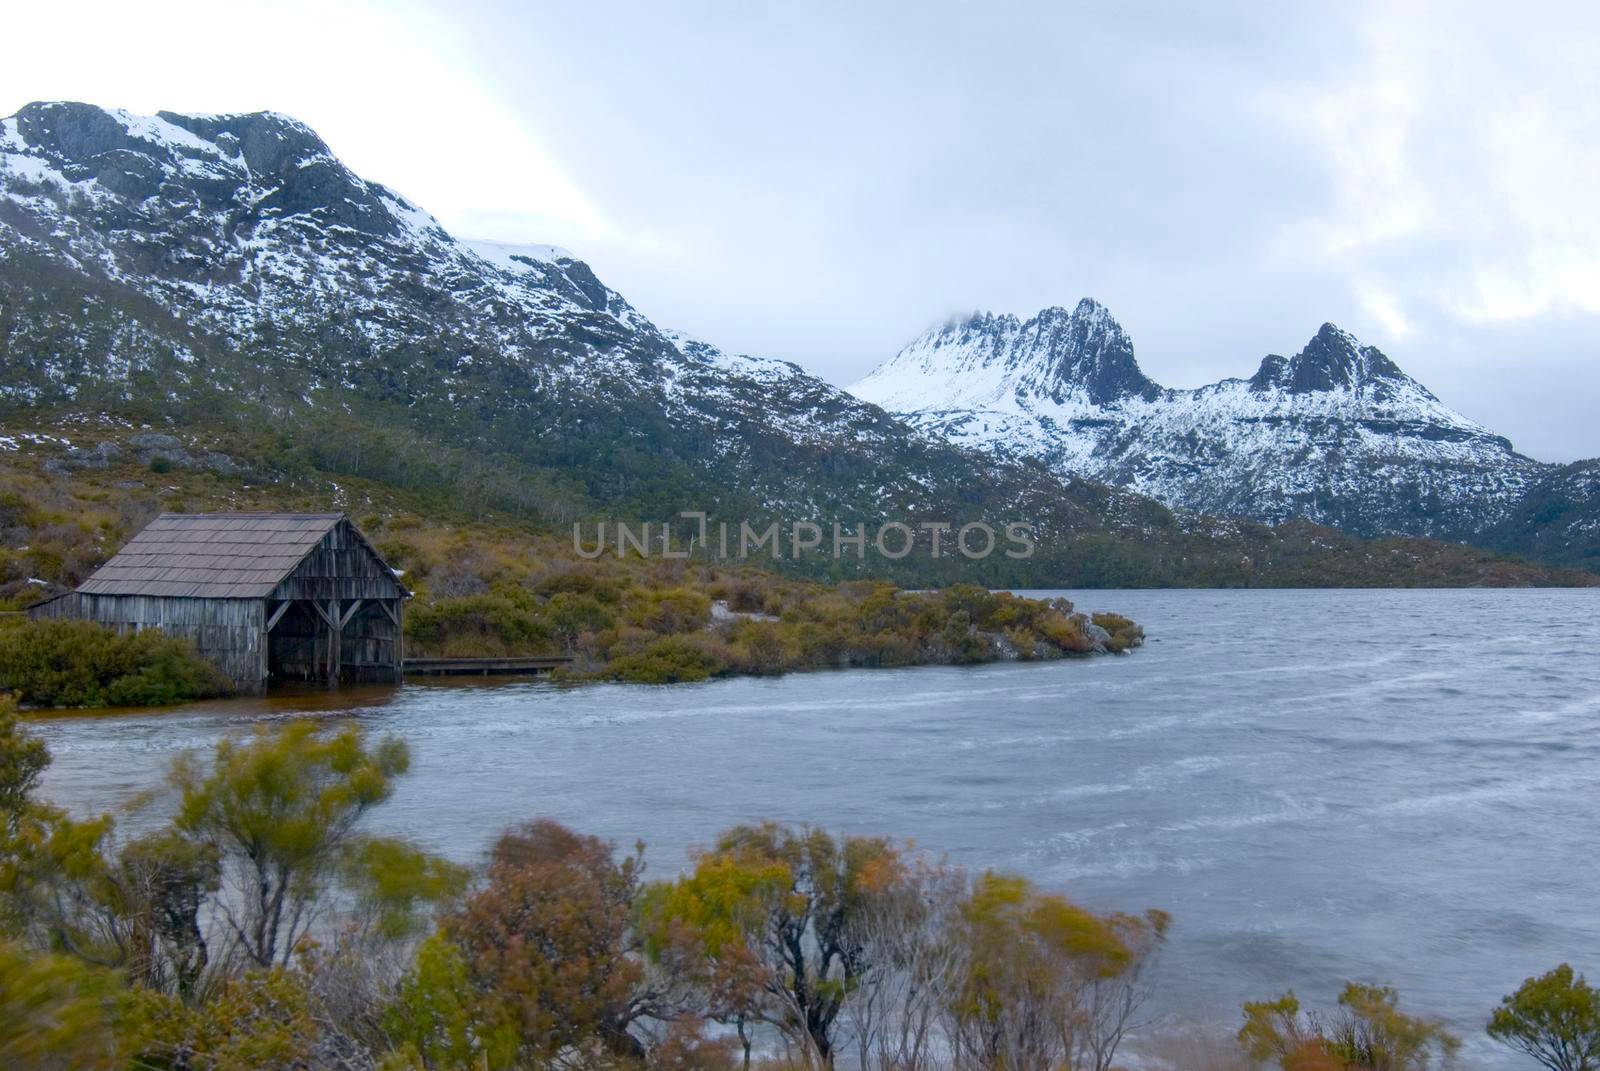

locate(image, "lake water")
[[28, 589, 1600, 1066]]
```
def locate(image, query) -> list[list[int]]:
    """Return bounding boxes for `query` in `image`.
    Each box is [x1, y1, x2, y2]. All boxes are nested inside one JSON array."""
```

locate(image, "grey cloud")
[[436, 0, 1600, 461]]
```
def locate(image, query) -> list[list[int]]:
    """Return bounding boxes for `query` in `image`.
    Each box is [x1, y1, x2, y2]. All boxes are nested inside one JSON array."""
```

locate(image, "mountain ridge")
[[850, 300, 1565, 546], [1, 101, 1592, 585]]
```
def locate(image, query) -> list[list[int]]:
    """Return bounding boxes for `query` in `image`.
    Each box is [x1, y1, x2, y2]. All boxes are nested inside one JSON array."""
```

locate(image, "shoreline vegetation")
[[1, 434, 1145, 707], [3, 711, 1595, 1070], [0, 581, 1143, 708]]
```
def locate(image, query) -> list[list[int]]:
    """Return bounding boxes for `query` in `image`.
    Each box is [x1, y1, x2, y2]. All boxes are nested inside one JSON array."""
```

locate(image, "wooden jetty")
[[402, 655, 573, 676]]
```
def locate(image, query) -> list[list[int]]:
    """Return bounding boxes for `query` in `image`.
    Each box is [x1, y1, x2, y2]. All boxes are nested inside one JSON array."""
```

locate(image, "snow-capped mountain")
[[851, 299, 1550, 540], [0, 101, 982, 520], [0, 100, 1201, 577], [0, 102, 1588, 583]]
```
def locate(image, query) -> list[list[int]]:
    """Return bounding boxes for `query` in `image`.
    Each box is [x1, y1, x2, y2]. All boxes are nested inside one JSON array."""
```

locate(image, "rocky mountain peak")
[[4, 102, 429, 241], [156, 109, 334, 175], [11, 102, 327, 182], [850, 298, 1158, 414], [1018, 299, 1158, 405], [1251, 322, 1417, 395]]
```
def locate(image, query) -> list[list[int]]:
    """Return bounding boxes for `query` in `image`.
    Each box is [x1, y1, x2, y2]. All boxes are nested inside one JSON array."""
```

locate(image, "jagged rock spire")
[[1250, 323, 1418, 395]]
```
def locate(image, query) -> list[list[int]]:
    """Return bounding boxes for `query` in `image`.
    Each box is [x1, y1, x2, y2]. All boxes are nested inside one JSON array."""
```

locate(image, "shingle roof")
[[76, 513, 347, 599]]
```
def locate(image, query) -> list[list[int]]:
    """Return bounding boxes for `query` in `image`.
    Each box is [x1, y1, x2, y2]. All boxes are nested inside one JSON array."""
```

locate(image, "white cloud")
[[0, 0, 620, 249], [3, 0, 1597, 459], [1277, 3, 1600, 329]]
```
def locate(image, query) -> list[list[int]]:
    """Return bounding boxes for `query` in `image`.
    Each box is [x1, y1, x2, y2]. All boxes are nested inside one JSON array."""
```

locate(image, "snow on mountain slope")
[[851, 300, 1548, 540], [0, 102, 658, 382], [1, 101, 1590, 584], [0, 102, 1062, 523]]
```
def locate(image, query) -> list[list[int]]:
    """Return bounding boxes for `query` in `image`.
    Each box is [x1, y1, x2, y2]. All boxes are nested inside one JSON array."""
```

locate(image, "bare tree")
[[1071, 909, 1169, 1071], [839, 857, 969, 1071]]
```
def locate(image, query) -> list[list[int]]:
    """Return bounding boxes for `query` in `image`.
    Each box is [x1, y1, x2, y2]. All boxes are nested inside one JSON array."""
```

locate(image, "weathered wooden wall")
[[272, 519, 407, 602], [29, 593, 267, 692]]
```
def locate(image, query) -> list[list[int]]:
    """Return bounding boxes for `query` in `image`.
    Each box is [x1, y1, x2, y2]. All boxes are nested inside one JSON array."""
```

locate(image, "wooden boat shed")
[[28, 513, 408, 694]]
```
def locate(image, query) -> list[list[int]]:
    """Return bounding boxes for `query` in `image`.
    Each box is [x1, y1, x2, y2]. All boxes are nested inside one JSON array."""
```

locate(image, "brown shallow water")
[[29, 588, 1600, 1067]]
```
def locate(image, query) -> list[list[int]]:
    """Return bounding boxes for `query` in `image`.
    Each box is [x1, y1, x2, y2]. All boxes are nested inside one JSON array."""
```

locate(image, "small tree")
[[720, 823, 903, 1065], [1326, 983, 1459, 1070], [382, 932, 503, 1071], [0, 695, 48, 821], [442, 819, 654, 1066], [641, 849, 791, 1069], [645, 823, 907, 1067], [129, 966, 324, 1071], [837, 854, 969, 1071], [1240, 992, 1330, 1069], [1488, 964, 1600, 1071], [0, 703, 125, 968], [1241, 983, 1459, 1070], [945, 872, 1165, 1071], [170, 721, 410, 968], [117, 829, 221, 1000]]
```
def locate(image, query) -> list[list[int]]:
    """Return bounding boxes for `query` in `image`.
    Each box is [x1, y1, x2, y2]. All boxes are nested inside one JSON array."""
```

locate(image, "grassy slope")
[[3, 410, 1592, 598], [0, 415, 1152, 687]]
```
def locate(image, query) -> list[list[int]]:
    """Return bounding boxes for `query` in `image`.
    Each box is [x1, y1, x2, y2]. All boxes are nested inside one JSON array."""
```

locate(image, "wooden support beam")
[[328, 599, 341, 683], [265, 601, 292, 633], [339, 599, 364, 629], [308, 599, 338, 631], [376, 600, 400, 628]]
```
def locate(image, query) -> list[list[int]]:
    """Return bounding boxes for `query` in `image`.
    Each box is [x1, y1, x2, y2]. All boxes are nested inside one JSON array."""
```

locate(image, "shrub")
[[856, 586, 910, 633], [724, 578, 768, 613], [605, 635, 727, 684], [627, 588, 711, 635], [942, 584, 1001, 628], [1487, 964, 1600, 1071], [1092, 612, 1145, 652], [1037, 610, 1096, 654], [545, 592, 616, 651], [1003, 626, 1043, 660], [0, 939, 125, 1070], [727, 621, 799, 675], [534, 568, 621, 603], [406, 593, 553, 657], [437, 821, 649, 1067], [128, 968, 321, 1071], [941, 610, 990, 663], [1240, 984, 1459, 1070], [0, 619, 231, 708]]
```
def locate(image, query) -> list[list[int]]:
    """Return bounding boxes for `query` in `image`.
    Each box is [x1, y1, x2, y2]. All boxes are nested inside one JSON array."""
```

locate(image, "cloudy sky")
[[5, 1, 1598, 459]]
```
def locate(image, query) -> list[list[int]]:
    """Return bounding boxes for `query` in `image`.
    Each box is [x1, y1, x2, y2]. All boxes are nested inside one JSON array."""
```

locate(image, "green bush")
[[724, 578, 768, 613], [625, 588, 711, 635], [942, 584, 1001, 628], [544, 593, 615, 650], [604, 635, 727, 684], [406, 593, 554, 656], [534, 569, 621, 603], [1092, 612, 1145, 652], [0, 619, 232, 708], [727, 620, 798, 675]]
